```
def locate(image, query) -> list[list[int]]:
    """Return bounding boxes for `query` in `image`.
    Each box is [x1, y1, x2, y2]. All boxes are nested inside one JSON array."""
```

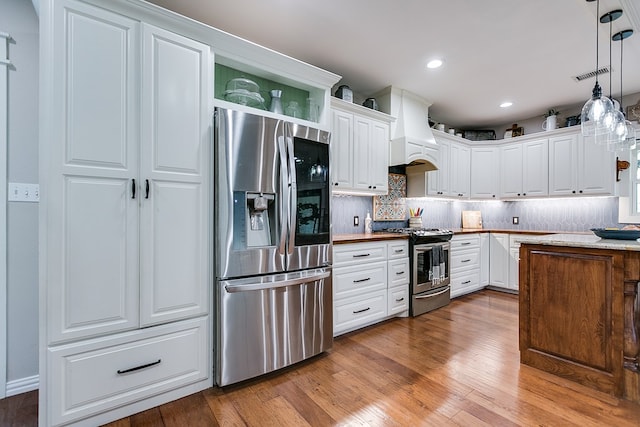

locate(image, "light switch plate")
[[8, 182, 40, 202]]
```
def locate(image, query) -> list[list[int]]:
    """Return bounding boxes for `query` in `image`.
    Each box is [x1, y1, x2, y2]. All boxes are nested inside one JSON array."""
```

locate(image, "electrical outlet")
[[512, 216, 519, 225], [353, 216, 359, 226], [8, 182, 40, 202]]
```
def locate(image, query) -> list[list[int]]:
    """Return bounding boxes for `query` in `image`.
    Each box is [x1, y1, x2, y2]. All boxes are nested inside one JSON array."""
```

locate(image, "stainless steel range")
[[385, 228, 453, 316]]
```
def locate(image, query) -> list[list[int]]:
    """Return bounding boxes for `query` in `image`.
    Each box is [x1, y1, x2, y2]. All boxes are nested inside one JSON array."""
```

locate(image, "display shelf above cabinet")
[[214, 58, 332, 128]]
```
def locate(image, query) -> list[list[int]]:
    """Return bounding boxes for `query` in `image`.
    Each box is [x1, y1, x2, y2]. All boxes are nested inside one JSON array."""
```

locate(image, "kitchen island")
[[518, 234, 640, 405]]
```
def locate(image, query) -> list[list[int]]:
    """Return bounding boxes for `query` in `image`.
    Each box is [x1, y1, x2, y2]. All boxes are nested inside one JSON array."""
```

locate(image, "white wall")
[[0, 0, 39, 392]]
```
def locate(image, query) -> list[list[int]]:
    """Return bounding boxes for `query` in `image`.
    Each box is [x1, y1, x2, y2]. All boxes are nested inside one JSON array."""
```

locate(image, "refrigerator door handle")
[[223, 269, 330, 293], [277, 135, 289, 256], [286, 135, 297, 255]]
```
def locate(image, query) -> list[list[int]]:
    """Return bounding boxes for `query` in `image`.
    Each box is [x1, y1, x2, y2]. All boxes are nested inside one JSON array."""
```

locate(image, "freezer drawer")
[[216, 268, 332, 386]]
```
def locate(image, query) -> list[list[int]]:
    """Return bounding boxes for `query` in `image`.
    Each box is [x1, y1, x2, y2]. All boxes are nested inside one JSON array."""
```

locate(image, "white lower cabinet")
[[48, 317, 209, 426], [489, 233, 509, 288], [333, 239, 409, 336], [450, 234, 484, 298]]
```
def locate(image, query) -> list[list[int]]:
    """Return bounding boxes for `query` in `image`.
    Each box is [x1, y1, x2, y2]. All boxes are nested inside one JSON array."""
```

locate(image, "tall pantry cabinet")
[[40, 0, 211, 425]]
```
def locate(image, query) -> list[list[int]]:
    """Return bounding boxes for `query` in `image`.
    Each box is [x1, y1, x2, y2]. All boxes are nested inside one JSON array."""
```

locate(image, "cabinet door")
[[500, 144, 523, 198], [489, 233, 509, 288], [352, 116, 371, 191], [522, 139, 548, 197], [450, 143, 470, 197], [369, 119, 390, 193], [479, 233, 490, 286], [470, 147, 499, 199], [139, 24, 210, 326], [47, 0, 140, 343], [579, 134, 615, 195], [331, 110, 353, 189], [508, 247, 520, 290], [428, 140, 449, 195], [549, 134, 579, 196]]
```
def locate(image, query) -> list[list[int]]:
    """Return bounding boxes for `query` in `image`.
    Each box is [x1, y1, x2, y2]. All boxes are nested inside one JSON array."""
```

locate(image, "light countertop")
[[515, 233, 640, 251]]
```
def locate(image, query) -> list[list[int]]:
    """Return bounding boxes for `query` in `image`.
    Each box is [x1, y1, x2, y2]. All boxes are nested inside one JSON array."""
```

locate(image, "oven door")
[[413, 242, 450, 294]]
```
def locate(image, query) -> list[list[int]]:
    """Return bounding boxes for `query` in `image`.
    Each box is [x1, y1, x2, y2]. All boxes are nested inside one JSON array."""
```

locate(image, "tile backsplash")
[[331, 195, 621, 234]]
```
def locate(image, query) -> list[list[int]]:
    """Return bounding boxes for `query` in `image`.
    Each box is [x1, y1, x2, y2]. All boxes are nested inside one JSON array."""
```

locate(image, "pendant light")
[[600, 9, 627, 146], [581, 0, 615, 139], [609, 28, 636, 152]]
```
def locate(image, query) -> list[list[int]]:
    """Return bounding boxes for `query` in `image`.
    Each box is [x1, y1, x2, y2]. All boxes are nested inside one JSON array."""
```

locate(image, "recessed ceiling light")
[[500, 102, 513, 108], [426, 59, 443, 69]]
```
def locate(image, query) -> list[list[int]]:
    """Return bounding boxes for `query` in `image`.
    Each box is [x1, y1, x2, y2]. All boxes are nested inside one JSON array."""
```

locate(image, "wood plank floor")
[[3, 290, 640, 426]]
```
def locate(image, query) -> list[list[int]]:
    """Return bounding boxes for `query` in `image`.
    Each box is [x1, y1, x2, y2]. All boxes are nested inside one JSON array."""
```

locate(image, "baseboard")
[[6, 375, 39, 397]]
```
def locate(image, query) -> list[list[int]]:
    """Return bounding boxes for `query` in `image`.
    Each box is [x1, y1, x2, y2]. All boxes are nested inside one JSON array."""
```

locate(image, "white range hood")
[[374, 86, 439, 173]]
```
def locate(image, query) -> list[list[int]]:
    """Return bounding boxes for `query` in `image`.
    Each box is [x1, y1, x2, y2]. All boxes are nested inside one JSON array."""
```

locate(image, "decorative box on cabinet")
[[450, 234, 483, 298], [331, 98, 392, 195]]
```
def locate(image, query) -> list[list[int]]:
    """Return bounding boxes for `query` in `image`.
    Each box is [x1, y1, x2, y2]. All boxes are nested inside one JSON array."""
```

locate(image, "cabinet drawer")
[[48, 317, 208, 426], [334, 262, 387, 299], [451, 270, 481, 298], [334, 290, 387, 335], [451, 249, 480, 273], [333, 242, 386, 267], [388, 258, 410, 287], [387, 240, 409, 259], [451, 234, 480, 250], [388, 286, 409, 315]]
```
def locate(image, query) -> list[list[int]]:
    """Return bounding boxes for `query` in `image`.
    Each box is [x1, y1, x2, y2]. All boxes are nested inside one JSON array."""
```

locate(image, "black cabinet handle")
[[353, 307, 371, 314], [395, 297, 404, 302], [131, 179, 136, 199], [394, 249, 404, 253], [461, 242, 471, 246], [353, 253, 370, 258], [462, 280, 471, 285], [117, 359, 161, 375], [353, 277, 371, 283], [461, 259, 471, 263], [145, 179, 150, 199], [396, 271, 405, 275]]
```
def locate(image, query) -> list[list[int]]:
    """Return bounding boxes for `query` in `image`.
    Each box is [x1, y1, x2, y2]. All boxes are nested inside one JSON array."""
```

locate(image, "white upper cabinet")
[[449, 142, 470, 198], [425, 139, 450, 196], [470, 146, 499, 199], [549, 132, 615, 196], [331, 98, 391, 195], [500, 138, 548, 198]]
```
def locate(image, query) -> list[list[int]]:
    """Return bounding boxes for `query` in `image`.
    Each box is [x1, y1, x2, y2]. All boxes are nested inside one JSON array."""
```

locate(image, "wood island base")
[[519, 243, 640, 404]]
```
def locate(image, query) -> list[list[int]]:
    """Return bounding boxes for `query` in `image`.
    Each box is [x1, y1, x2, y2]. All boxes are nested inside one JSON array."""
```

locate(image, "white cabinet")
[[500, 139, 548, 198], [333, 239, 408, 335], [450, 234, 484, 298], [549, 132, 615, 196], [42, 1, 211, 424], [331, 99, 391, 195], [415, 138, 469, 198], [425, 139, 450, 196], [489, 233, 509, 288], [479, 233, 490, 286], [449, 143, 470, 198], [470, 147, 499, 199]]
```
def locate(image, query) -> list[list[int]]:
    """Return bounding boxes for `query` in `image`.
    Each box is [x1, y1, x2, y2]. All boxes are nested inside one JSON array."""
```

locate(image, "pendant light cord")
[[619, 36, 624, 113], [595, 0, 600, 85], [609, 18, 613, 100]]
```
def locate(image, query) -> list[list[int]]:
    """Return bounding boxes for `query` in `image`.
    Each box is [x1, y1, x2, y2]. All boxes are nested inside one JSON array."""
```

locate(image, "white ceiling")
[[146, 0, 640, 130]]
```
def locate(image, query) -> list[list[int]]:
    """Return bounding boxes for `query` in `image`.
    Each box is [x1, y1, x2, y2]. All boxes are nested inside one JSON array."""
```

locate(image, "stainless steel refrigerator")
[[214, 107, 332, 386]]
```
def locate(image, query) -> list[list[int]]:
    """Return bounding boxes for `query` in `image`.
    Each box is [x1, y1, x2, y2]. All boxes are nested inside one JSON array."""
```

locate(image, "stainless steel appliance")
[[385, 228, 452, 316], [214, 107, 332, 386]]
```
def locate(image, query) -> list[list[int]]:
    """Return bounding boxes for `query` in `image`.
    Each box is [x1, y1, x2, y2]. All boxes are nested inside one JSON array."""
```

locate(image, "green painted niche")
[[215, 64, 312, 120]]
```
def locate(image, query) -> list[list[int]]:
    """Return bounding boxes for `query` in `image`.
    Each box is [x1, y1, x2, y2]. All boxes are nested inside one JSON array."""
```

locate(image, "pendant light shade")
[[581, 0, 615, 139]]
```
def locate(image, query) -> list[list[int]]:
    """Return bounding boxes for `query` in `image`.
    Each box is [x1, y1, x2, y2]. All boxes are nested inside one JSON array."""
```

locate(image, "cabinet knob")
[[517, 193, 521, 196], [373, 186, 376, 189], [334, 183, 339, 186], [523, 193, 527, 196], [579, 190, 583, 193], [368, 185, 372, 189], [572, 190, 576, 194]]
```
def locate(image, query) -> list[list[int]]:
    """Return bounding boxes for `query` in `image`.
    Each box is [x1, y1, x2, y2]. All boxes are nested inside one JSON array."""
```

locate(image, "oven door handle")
[[414, 286, 450, 299]]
